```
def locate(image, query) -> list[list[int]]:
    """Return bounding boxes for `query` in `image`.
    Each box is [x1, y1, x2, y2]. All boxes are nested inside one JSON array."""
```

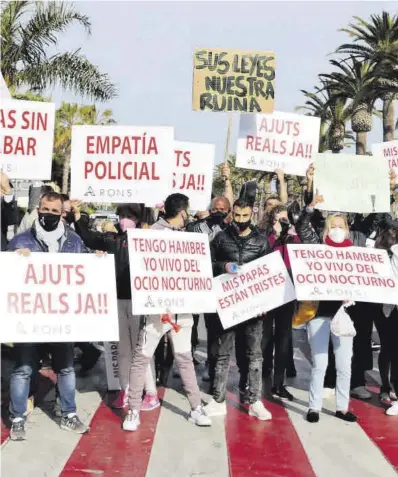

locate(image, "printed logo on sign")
[[144, 296, 185, 310]]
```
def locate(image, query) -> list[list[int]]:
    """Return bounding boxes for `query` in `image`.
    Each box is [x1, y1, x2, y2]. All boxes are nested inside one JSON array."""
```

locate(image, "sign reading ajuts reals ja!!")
[[192, 48, 276, 113]]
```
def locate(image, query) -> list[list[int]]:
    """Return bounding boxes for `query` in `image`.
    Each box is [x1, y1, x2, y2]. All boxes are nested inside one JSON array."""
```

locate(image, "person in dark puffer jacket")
[[295, 191, 358, 424], [204, 198, 273, 421]]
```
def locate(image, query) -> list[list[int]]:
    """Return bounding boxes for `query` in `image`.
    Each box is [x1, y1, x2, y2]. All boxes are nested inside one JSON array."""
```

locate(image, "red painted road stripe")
[[226, 393, 316, 477], [59, 389, 165, 477], [350, 386, 398, 471], [225, 360, 315, 477], [1, 420, 9, 446]]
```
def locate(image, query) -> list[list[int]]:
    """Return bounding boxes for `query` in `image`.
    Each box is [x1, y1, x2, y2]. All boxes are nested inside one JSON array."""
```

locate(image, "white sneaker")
[[249, 401, 272, 421], [189, 405, 212, 427], [122, 410, 140, 431], [386, 402, 398, 416], [203, 398, 227, 417]]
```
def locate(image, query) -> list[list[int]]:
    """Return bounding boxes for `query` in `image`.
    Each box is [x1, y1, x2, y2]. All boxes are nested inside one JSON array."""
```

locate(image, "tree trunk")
[[356, 132, 367, 155], [62, 152, 71, 194], [383, 98, 396, 142]]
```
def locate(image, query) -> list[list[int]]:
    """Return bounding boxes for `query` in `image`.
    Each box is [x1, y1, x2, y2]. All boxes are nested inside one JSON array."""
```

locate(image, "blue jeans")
[[307, 317, 353, 412], [9, 343, 76, 419]]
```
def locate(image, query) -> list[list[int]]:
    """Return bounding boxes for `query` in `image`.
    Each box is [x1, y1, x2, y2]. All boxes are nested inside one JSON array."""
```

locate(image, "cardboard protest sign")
[[104, 341, 121, 391], [372, 140, 398, 180], [128, 229, 216, 315], [314, 153, 390, 213], [213, 252, 296, 329], [0, 253, 118, 343], [236, 111, 321, 176], [0, 100, 55, 179], [288, 244, 398, 304], [70, 125, 174, 204], [192, 48, 275, 113]]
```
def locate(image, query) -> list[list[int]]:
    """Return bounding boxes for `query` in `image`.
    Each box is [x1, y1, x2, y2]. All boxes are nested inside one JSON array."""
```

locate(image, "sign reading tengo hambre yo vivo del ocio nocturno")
[[71, 125, 174, 204]]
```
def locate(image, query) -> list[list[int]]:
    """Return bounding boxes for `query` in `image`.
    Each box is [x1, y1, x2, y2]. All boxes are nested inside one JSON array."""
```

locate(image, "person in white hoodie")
[[123, 193, 211, 431], [375, 226, 398, 415]]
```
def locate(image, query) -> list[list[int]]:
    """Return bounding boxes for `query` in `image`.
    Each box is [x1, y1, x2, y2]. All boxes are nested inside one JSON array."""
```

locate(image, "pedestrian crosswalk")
[[2, 341, 398, 477]]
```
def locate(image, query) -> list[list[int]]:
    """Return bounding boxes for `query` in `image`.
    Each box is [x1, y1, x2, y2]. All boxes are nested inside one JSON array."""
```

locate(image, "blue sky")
[[51, 1, 398, 163]]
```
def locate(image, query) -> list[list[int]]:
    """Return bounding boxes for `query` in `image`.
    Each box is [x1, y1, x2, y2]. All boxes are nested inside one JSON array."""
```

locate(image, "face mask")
[[120, 218, 136, 232], [64, 211, 75, 225], [328, 227, 346, 243], [38, 213, 61, 232], [210, 211, 227, 225], [279, 217, 291, 233], [234, 220, 251, 232]]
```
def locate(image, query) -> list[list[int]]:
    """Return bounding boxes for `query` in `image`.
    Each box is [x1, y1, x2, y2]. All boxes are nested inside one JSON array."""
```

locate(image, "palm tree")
[[54, 103, 116, 193], [320, 58, 381, 155], [1, 1, 117, 101], [336, 12, 398, 141], [296, 85, 354, 153]]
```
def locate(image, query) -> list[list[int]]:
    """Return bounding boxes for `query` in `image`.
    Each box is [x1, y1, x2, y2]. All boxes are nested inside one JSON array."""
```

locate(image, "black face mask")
[[64, 211, 75, 225], [209, 211, 227, 225], [234, 220, 251, 232], [38, 213, 61, 232], [279, 217, 291, 234]]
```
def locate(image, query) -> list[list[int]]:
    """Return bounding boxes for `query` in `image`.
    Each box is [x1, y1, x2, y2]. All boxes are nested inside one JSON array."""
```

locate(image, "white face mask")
[[328, 227, 346, 243]]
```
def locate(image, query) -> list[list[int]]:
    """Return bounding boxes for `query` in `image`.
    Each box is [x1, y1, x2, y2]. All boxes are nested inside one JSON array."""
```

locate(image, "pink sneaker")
[[112, 389, 128, 409], [141, 393, 160, 412]]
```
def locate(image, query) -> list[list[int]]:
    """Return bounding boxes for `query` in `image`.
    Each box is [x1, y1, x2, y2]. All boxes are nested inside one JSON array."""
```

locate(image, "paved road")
[[1, 325, 398, 477]]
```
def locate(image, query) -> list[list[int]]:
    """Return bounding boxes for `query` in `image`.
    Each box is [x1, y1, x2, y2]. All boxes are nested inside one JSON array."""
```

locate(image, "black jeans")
[[204, 313, 224, 384], [374, 307, 398, 394], [213, 317, 263, 404], [262, 301, 295, 388], [350, 302, 374, 389]]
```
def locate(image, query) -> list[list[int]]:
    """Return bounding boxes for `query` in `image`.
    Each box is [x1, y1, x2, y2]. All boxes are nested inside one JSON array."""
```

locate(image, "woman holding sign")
[[296, 192, 357, 424]]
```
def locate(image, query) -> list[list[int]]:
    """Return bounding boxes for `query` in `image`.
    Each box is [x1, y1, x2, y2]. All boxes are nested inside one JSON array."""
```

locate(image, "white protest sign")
[[0, 100, 55, 179], [288, 244, 398, 304], [128, 228, 216, 315], [372, 140, 398, 179], [0, 253, 119, 343], [172, 141, 215, 210], [314, 153, 390, 213], [213, 252, 296, 329], [70, 125, 174, 204], [104, 341, 121, 391], [236, 111, 321, 176], [146, 140, 215, 210]]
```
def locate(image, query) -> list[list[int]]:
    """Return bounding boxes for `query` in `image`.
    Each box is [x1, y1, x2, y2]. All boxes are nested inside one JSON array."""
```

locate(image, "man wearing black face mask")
[[185, 195, 231, 384], [6, 192, 90, 440], [204, 198, 272, 421]]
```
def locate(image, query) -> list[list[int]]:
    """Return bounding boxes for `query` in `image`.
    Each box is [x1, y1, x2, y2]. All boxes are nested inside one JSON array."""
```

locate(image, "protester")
[[6, 192, 90, 440], [0, 171, 18, 251], [123, 193, 211, 431], [185, 163, 233, 385], [73, 202, 158, 410], [296, 191, 357, 423], [375, 227, 398, 412], [262, 204, 300, 401], [18, 184, 55, 233], [204, 198, 272, 420]]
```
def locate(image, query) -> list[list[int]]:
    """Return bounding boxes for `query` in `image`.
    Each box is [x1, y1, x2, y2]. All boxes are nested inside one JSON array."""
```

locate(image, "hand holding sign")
[[310, 189, 324, 208]]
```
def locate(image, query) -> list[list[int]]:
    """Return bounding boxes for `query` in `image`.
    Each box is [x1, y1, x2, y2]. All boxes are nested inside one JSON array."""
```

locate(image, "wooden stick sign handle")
[[223, 112, 233, 165]]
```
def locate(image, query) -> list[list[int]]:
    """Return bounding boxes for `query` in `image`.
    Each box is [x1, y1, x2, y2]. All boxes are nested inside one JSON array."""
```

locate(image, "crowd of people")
[[1, 160, 398, 442]]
